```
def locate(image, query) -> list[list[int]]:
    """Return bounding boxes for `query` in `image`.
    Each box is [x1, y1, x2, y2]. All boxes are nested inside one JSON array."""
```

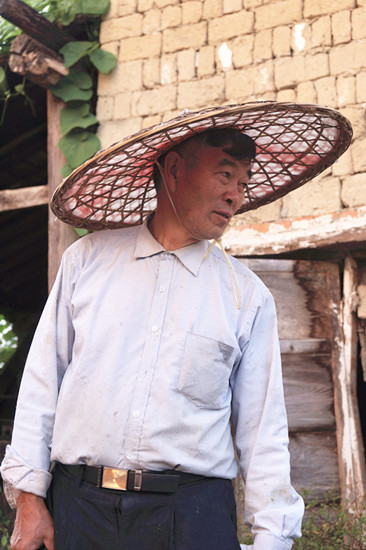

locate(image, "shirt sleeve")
[[0, 248, 78, 506], [231, 287, 304, 550]]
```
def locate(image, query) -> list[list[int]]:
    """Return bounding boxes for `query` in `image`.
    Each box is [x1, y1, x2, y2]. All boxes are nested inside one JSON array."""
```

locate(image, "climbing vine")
[[0, 0, 116, 175]]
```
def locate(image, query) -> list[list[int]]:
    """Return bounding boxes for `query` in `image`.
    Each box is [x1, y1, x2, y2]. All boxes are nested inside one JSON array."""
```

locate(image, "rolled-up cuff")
[[0, 445, 52, 508]]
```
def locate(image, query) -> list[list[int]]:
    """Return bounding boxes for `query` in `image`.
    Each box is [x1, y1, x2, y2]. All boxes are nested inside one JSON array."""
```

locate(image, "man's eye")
[[221, 171, 231, 178]]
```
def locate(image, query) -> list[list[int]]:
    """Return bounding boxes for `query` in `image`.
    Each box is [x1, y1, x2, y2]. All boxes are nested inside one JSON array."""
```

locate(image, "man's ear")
[[164, 151, 183, 192]]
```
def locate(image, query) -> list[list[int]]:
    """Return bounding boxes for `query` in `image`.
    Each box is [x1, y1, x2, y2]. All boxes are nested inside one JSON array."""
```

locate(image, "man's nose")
[[223, 182, 242, 207]]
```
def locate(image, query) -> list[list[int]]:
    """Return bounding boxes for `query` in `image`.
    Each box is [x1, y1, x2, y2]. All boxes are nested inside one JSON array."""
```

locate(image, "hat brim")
[[51, 102, 352, 231]]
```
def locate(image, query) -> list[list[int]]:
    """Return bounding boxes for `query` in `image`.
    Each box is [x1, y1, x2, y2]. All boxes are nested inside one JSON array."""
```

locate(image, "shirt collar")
[[133, 219, 209, 277]]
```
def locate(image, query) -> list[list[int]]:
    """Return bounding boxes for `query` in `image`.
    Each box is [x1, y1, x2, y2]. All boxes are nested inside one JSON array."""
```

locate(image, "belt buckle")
[[101, 467, 128, 490]]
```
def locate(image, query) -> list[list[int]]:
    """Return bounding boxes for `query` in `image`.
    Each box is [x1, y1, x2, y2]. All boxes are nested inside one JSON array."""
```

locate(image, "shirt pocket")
[[176, 332, 237, 409]]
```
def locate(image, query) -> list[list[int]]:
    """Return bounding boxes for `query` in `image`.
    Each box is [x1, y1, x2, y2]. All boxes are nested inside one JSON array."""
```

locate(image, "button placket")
[[123, 253, 175, 462]]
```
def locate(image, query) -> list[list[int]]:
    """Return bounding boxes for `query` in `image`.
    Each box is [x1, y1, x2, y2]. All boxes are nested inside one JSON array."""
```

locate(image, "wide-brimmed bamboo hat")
[[51, 101, 352, 231]]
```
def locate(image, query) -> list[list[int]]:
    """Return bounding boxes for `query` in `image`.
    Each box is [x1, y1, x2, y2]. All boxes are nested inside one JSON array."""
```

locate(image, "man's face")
[[172, 144, 252, 241]]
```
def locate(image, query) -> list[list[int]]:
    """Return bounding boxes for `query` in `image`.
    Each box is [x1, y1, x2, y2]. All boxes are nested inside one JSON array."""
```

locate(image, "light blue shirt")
[[1, 220, 303, 549]]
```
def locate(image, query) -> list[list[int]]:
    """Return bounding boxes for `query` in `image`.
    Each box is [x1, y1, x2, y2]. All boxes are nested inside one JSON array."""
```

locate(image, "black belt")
[[57, 463, 209, 494]]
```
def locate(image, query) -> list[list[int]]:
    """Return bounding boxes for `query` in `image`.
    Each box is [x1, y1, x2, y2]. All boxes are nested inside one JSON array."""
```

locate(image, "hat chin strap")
[[155, 161, 242, 310]]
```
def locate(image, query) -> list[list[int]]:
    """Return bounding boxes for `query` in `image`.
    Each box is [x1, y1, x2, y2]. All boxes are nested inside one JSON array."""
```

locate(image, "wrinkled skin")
[[11, 491, 54, 550]]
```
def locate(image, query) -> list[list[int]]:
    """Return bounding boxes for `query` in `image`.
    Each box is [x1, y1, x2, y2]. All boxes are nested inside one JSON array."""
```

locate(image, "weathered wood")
[[331, 256, 366, 511], [283, 353, 335, 431], [225, 207, 366, 256], [9, 34, 68, 87], [47, 90, 77, 291], [0, 0, 73, 51], [289, 431, 340, 499], [0, 186, 48, 212]]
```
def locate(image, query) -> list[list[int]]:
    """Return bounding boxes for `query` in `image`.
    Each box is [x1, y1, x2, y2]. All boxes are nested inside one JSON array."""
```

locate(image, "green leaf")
[[0, 67, 8, 96], [50, 70, 93, 102], [58, 129, 100, 168], [74, 227, 89, 237], [59, 41, 98, 68], [61, 164, 74, 178], [60, 104, 98, 135], [0, 314, 18, 372], [78, 0, 110, 15], [89, 48, 117, 74]]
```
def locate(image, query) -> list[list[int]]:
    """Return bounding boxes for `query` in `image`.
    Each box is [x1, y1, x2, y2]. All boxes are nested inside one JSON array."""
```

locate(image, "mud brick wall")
[[96, 0, 366, 224]]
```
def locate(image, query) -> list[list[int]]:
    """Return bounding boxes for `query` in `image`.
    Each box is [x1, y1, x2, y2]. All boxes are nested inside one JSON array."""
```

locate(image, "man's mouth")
[[214, 211, 231, 221]]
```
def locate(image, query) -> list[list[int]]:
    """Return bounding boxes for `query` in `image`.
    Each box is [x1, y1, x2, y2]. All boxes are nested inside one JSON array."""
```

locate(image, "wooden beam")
[[47, 90, 77, 291], [331, 256, 366, 511], [224, 208, 366, 256], [0, 186, 48, 212], [0, 0, 73, 51], [9, 34, 68, 87]]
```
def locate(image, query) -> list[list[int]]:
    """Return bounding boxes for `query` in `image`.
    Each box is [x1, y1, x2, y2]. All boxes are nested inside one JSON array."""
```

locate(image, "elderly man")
[[1, 103, 352, 550]]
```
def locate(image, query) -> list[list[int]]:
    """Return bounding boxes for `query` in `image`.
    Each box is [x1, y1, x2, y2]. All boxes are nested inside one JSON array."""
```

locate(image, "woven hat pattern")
[[51, 102, 352, 231]]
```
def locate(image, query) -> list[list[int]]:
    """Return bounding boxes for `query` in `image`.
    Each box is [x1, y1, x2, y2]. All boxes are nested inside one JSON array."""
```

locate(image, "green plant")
[[50, 39, 116, 176], [0, 315, 18, 372], [294, 497, 366, 550]]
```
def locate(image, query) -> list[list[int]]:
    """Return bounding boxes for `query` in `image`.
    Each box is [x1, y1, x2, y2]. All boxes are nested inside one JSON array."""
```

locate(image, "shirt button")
[[159, 285, 166, 292], [133, 411, 140, 418], [127, 454, 135, 461], [151, 325, 158, 333]]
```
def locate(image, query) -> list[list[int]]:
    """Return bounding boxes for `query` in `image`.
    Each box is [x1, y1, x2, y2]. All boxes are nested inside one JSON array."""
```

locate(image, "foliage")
[[0, 315, 18, 372], [0, 487, 11, 550], [238, 497, 366, 549], [0, 0, 115, 176], [294, 497, 366, 550]]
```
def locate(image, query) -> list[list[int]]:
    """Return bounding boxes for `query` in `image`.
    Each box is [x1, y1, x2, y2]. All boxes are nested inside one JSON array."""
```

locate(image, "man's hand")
[[10, 491, 54, 550]]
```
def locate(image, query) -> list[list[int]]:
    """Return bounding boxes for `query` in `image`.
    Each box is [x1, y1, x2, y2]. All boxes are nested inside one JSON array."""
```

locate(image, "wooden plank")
[[283, 354, 335, 431], [47, 90, 77, 290], [289, 431, 340, 499], [0, 0, 73, 51], [0, 186, 48, 212], [331, 255, 366, 511], [280, 338, 330, 354], [225, 207, 366, 256]]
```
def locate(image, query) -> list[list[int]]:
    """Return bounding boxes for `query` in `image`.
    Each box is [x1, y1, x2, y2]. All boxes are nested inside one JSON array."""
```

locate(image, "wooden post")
[[47, 90, 77, 291], [332, 255, 366, 511]]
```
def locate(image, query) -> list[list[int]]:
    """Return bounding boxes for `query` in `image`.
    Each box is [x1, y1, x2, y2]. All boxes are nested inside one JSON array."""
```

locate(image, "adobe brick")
[[273, 26, 291, 58], [161, 6, 181, 29], [163, 22, 207, 53], [304, 0, 354, 18], [132, 86, 176, 116], [117, 0, 137, 17], [208, 11, 254, 43], [143, 9, 161, 34], [330, 40, 366, 75], [274, 56, 306, 89], [297, 81, 317, 103], [178, 76, 225, 109], [96, 96, 114, 122], [332, 149, 353, 177], [341, 173, 366, 208], [314, 76, 337, 106], [231, 35, 254, 68], [277, 89, 297, 102], [352, 7, 366, 40], [113, 92, 132, 120], [255, 0, 302, 31], [177, 49, 196, 81], [119, 34, 162, 61], [98, 119, 142, 149], [198, 46, 215, 77], [143, 58, 160, 89], [351, 137, 366, 173], [203, 0, 223, 19], [100, 14, 142, 42], [304, 53, 329, 81], [182, 2, 202, 24], [332, 10, 351, 45], [356, 72, 366, 102], [282, 174, 341, 217], [161, 54, 177, 85], [311, 16, 331, 48], [254, 29, 272, 62], [98, 60, 143, 95], [236, 200, 282, 224], [223, 0, 242, 13], [337, 76, 356, 107]]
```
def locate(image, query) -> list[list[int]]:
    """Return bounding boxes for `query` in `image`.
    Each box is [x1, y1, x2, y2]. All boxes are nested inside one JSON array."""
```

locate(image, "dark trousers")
[[46, 464, 241, 550]]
